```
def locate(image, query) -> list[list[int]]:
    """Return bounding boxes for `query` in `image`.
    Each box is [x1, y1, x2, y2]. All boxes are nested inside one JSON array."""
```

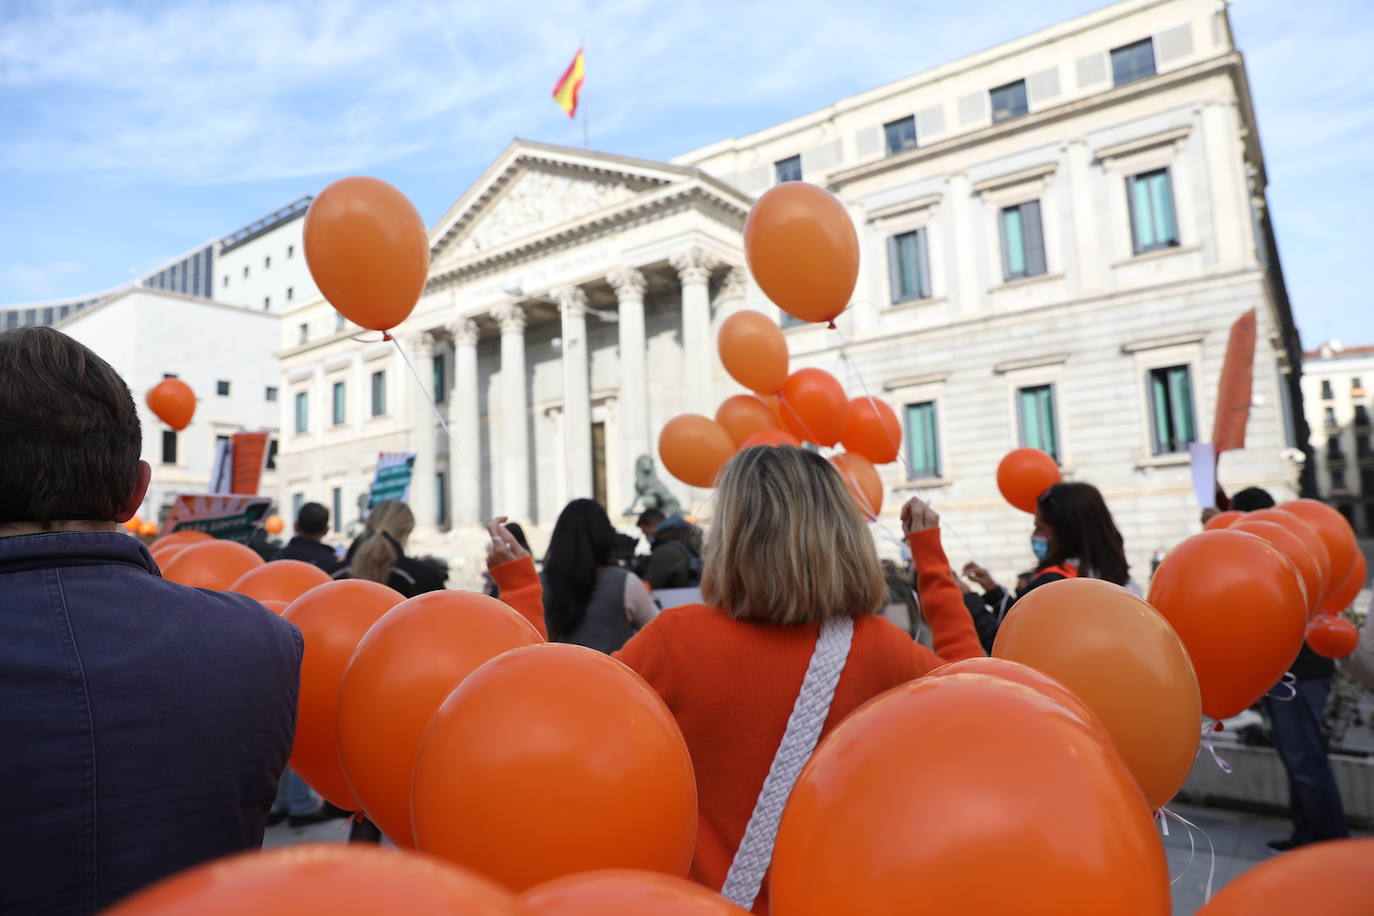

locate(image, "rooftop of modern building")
[[1304, 341, 1374, 361]]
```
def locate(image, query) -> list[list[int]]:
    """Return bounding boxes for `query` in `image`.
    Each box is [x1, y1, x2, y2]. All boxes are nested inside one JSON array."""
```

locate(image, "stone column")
[[408, 331, 440, 530], [671, 247, 716, 416], [495, 303, 529, 520], [557, 285, 594, 501], [448, 317, 481, 525], [609, 266, 650, 494]]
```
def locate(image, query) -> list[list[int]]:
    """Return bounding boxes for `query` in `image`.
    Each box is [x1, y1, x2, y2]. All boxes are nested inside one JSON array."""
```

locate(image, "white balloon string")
[[1161, 805, 1217, 902], [1266, 672, 1298, 702], [1198, 719, 1234, 775], [389, 337, 485, 496]]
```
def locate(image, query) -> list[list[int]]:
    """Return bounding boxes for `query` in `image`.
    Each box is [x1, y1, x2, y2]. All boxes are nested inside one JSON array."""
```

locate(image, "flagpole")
[[581, 39, 589, 149]]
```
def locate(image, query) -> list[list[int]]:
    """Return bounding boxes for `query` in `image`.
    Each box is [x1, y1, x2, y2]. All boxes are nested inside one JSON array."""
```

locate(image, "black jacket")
[[273, 536, 342, 573], [335, 533, 446, 599]]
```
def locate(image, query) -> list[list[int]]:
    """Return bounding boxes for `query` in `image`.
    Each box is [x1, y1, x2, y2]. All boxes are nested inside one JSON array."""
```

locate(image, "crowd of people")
[[3, 325, 1371, 914]]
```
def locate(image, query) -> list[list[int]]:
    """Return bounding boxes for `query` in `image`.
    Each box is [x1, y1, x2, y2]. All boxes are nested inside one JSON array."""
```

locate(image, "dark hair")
[[504, 521, 530, 552], [1231, 487, 1276, 512], [0, 327, 142, 524], [637, 508, 665, 529], [543, 499, 616, 641], [297, 501, 330, 536], [1036, 482, 1129, 586]]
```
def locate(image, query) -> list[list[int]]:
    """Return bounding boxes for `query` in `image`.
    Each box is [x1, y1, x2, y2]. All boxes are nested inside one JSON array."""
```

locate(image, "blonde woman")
[[488, 445, 981, 912], [334, 500, 445, 598]]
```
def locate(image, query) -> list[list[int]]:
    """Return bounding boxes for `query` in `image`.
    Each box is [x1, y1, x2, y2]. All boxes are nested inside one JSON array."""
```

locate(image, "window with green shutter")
[[1127, 169, 1179, 254], [905, 401, 941, 478], [1017, 384, 1059, 461], [999, 200, 1046, 281], [1148, 365, 1196, 454], [887, 228, 931, 303]]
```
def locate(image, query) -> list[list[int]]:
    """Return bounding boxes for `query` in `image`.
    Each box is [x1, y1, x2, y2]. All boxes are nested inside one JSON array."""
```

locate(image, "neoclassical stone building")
[[276, 0, 1311, 586]]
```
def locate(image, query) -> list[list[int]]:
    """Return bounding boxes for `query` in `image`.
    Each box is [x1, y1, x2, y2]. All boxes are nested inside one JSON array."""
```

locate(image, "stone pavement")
[[264, 802, 1371, 914]]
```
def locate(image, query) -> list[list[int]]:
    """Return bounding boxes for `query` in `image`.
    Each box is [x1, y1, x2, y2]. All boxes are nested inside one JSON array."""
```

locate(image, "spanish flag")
[[553, 48, 585, 119]]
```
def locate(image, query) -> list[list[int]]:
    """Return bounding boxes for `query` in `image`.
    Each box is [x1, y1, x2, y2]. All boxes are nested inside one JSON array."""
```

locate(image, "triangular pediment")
[[429, 141, 696, 265]]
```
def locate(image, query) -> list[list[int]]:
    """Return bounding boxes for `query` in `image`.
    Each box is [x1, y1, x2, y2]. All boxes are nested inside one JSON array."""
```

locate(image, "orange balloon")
[[1197, 838, 1374, 916], [996, 448, 1061, 514], [1148, 531, 1307, 720], [927, 657, 1108, 741], [1203, 510, 1243, 530], [1322, 553, 1368, 615], [740, 428, 801, 449], [146, 378, 196, 430], [412, 644, 697, 891], [717, 311, 789, 395], [1245, 507, 1332, 606], [162, 540, 264, 591], [1276, 499, 1359, 605], [265, 514, 286, 535], [992, 579, 1201, 810], [778, 368, 847, 447], [102, 844, 529, 916], [138, 521, 157, 537], [839, 397, 901, 464], [231, 560, 332, 605], [658, 415, 736, 488], [1308, 615, 1359, 659], [123, 516, 142, 533], [715, 395, 780, 449], [283, 579, 406, 808], [743, 183, 858, 327], [1231, 519, 1324, 614], [769, 675, 1170, 915], [260, 599, 289, 615], [338, 591, 544, 846], [829, 452, 882, 520], [304, 176, 430, 331], [151, 529, 213, 550], [522, 870, 747, 915]]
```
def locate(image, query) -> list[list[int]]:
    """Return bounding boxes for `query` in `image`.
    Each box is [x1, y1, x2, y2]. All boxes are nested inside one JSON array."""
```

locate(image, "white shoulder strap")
[[720, 615, 855, 910]]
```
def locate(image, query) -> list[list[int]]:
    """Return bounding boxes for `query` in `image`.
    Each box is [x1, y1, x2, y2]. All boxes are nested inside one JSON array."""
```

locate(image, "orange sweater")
[[489, 556, 548, 639], [491, 529, 981, 913]]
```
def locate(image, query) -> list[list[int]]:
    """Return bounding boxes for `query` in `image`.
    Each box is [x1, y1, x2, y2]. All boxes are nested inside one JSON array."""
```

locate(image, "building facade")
[[1302, 343, 1374, 537], [274, 0, 1309, 585]]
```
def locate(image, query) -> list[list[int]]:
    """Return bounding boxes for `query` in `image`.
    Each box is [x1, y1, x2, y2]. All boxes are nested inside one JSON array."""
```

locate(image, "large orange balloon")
[[1148, 531, 1307, 720], [304, 176, 430, 331], [992, 579, 1201, 810], [522, 870, 748, 915], [829, 452, 882, 520], [338, 591, 544, 846], [1203, 510, 1242, 531], [1277, 499, 1360, 604], [1231, 519, 1324, 614], [769, 675, 1170, 915], [715, 395, 781, 448], [778, 368, 847, 447], [658, 415, 735, 488], [146, 378, 196, 430], [996, 448, 1061, 514], [265, 514, 286, 535], [412, 644, 697, 891], [740, 428, 800, 449], [103, 844, 529, 916], [717, 311, 789, 395], [1245, 507, 1332, 606], [839, 396, 901, 464], [1322, 553, 1368, 615], [927, 657, 1108, 742], [283, 580, 406, 808], [162, 540, 264, 591], [231, 560, 332, 605], [1308, 615, 1359, 659], [1198, 838, 1374, 916], [743, 183, 859, 327]]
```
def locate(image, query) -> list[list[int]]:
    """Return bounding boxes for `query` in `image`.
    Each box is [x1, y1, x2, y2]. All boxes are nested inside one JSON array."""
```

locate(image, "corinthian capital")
[[493, 302, 527, 334], [608, 266, 647, 299], [449, 318, 479, 347], [670, 247, 715, 285], [720, 265, 749, 300], [554, 285, 588, 318]]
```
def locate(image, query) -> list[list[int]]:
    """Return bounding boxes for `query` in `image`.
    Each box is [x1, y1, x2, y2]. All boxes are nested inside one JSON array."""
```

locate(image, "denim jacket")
[[0, 531, 303, 915]]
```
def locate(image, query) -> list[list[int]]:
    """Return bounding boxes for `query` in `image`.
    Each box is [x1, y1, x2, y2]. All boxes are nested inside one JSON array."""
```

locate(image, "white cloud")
[[2, 259, 88, 299]]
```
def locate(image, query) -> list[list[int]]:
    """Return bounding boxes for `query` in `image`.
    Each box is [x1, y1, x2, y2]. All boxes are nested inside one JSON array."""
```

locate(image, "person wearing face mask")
[[962, 482, 1139, 640]]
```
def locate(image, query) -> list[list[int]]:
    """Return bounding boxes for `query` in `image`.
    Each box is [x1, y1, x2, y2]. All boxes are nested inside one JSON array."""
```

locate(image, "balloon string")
[[1199, 719, 1233, 775], [1266, 672, 1298, 702], [1160, 805, 1217, 902], [388, 337, 486, 499]]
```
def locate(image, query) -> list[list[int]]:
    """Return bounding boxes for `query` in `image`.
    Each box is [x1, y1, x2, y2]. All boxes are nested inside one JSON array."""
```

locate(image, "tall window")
[[887, 229, 931, 303], [335, 313, 345, 332], [433, 353, 447, 403], [1127, 169, 1179, 253], [1331, 469, 1346, 489], [1147, 365, 1196, 455], [1356, 405, 1371, 426], [332, 381, 346, 426], [294, 391, 308, 434], [216, 379, 230, 396], [1358, 433, 1373, 458], [266, 439, 278, 470], [265, 385, 278, 402], [292, 492, 304, 518], [1111, 38, 1156, 86], [774, 155, 802, 184], [1354, 376, 1365, 395], [1324, 406, 1338, 427], [331, 487, 342, 533], [905, 401, 941, 479], [287, 287, 294, 301], [990, 80, 1028, 122], [1321, 380, 1334, 399], [999, 201, 1046, 281], [298, 323, 308, 345], [371, 370, 387, 416], [287, 244, 295, 259], [243, 266, 249, 278], [263, 296, 271, 311], [1017, 385, 1059, 461], [264, 255, 272, 269], [436, 472, 449, 527], [1328, 437, 1344, 459], [223, 275, 230, 288], [884, 116, 917, 155], [161, 430, 178, 464]]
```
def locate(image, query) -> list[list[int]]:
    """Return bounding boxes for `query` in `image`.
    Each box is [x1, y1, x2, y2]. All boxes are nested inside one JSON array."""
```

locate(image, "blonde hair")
[[701, 446, 885, 624], [352, 500, 414, 584]]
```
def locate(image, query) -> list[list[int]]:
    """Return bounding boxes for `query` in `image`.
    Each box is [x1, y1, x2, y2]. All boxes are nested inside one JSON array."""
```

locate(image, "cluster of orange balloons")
[[122, 516, 158, 537]]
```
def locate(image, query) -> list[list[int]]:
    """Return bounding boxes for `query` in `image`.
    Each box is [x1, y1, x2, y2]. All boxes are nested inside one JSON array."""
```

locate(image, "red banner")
[[1212, 309, 1256, 455], [231, 432, 271, 495]]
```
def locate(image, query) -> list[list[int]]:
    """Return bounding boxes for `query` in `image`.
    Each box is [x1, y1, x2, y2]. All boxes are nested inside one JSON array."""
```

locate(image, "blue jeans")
[[1262, 677, 1349, 843], [271, 768, 320, 817]]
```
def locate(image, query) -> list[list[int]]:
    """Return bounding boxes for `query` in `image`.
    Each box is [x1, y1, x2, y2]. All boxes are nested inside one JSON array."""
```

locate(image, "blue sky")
[[1, 0, 1370, 346]]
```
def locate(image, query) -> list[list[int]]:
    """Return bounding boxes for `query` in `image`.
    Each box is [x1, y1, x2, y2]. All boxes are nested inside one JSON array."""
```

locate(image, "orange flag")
[[552, 48, 585, 118], [1212, 308, 1256, 454]]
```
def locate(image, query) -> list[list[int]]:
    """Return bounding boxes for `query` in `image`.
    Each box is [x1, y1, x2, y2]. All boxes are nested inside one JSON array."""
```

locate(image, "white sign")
[[1189, 442, 1217, 509]]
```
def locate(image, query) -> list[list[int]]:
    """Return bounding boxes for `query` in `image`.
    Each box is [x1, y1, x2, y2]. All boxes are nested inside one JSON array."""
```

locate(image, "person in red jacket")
[[489, 445, 981, 913]]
